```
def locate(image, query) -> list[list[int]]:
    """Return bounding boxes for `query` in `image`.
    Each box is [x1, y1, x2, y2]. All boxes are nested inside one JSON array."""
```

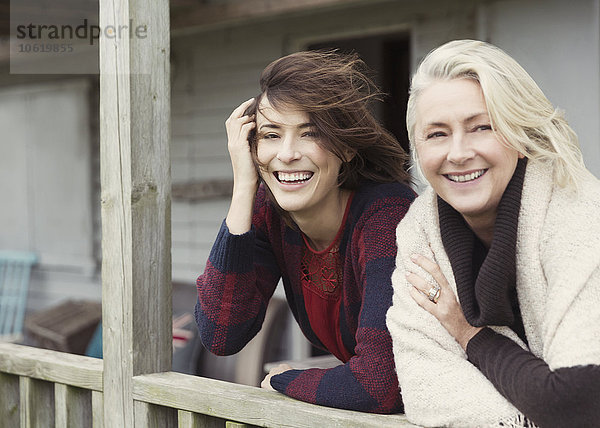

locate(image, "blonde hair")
[[407, 39, 586, 188]]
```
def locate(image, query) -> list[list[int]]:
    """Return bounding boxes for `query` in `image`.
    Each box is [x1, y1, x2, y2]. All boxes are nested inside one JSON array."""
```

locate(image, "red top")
[[300, 194, 354, 362]]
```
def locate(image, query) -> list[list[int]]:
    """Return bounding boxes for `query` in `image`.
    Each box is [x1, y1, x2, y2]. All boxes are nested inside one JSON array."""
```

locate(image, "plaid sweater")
[[195, 181, 415, 413]]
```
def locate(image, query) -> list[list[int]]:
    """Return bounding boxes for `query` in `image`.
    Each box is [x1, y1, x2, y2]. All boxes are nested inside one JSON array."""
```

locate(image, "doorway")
[[309, 33, 411, 156]]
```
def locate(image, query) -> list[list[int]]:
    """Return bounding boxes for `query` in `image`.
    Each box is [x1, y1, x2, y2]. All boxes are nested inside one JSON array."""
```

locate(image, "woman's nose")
[[276, 137, 301, 163], [446, 133, 474, 165]]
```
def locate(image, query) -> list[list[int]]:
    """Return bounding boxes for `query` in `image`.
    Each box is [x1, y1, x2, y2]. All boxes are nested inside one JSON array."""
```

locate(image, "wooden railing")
[[0, 342, 103, 427], [0, 343, 414, 427]]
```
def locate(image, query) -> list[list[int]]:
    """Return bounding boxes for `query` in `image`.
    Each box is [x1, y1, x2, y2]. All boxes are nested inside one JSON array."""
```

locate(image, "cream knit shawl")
[[387, 160, 600, 427]]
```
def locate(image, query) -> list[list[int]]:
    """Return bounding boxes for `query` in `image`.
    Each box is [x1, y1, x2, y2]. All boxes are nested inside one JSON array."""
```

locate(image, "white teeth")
[[277, 172, 313, 183], [447, 170, 485, 183]]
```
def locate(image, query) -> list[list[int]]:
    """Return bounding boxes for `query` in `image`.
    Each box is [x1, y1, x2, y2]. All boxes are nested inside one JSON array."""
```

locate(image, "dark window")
[[309, 34, 411, 155]]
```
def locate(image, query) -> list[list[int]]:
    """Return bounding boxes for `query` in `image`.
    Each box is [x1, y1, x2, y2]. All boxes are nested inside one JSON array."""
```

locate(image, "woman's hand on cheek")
[[260, 363, 293, 391], [406, 254, 482, 351], [226, 98, 259, 190], [224, 98, 261, 235]]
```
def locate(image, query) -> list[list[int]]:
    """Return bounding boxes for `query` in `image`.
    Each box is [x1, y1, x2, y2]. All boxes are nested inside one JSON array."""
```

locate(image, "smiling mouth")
[[445, 169, 487, 183], [275, 171, 314, 184]]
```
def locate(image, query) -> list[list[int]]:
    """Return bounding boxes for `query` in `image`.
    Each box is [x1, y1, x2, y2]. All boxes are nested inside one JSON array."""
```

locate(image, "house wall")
[[0, 0, 597, 316], [170, 0, 480, 282], [0, 79, 100, 310], [171, 0, 600, 282], [483, 0, 600, 176], [167, 0, 481, 361]]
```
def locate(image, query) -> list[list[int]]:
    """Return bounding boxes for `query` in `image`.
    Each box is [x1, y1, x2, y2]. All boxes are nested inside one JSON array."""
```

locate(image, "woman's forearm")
[[196, 214, 280, 355], [226, 182, 257, 234], [467, 328, 600, 427], [224, 97, 259, 235]]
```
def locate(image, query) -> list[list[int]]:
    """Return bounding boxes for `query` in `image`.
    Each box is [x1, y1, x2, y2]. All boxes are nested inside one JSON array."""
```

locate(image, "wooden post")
[[99, 0, 173, 426]]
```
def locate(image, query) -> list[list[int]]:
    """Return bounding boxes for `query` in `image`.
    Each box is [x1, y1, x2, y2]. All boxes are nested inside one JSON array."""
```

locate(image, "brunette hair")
[[246, 50, 410, 189]]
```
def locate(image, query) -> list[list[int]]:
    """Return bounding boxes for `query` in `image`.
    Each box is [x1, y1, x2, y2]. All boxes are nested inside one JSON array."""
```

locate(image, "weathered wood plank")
[[225, 422, 251, 428], [55, 383, 92, 428], [178, 410, 224, 428], [0, 343, 102, 390], [171, 0, 382, 30], [92, 391, 104, 428], [0, 372, 19, 426], [134, 400, 177, 428], [133, 372, 416, 428], [20, 377, 54, 428], [99, 0, 172, 425]]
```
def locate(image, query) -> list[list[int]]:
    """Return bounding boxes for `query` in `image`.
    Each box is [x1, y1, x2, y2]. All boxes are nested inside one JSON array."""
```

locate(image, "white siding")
[[171, 0, 600, 281], [485, 0, 600, 177], [0, 80, 99, 310], [170, 0, 483, 282], [2, 0, 596, 311], [170, 26, 284, 282]]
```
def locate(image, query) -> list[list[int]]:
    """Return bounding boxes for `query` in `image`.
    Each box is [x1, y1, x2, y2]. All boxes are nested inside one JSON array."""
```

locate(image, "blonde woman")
[[387, 40, 600, 427]]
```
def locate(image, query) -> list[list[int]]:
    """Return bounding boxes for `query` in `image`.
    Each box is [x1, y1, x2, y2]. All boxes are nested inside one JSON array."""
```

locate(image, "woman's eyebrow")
[[464, 112, 488, 123], [259, 122, 315, 131], [423, 121, 447, 128], [423, 113, 488, 129], [258, 123, 280, 131]]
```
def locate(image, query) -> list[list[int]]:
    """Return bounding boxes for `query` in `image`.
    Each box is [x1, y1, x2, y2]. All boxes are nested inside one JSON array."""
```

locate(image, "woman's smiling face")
[[414, 78, 523, 229], [255, 98, 343, 220]]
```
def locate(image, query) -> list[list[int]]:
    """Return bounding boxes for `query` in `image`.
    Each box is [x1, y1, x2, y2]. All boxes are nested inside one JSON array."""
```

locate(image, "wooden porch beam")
[[99, 0, 174, 426], [170, 0, 387, 30]]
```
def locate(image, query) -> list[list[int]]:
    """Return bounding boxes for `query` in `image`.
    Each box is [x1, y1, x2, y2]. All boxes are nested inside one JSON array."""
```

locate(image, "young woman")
[[195, 50, 415, 413], [387, 39, 600, 427]]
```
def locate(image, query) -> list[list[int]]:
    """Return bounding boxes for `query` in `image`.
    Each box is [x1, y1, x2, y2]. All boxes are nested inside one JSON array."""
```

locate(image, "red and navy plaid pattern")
[[195, 181, 415, 413]]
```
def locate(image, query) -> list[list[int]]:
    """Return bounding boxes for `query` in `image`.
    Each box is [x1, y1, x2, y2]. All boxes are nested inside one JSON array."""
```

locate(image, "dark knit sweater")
[[439, 158, 527, 339], [195, 181, 415, 413], [440, 159, 600, 427]]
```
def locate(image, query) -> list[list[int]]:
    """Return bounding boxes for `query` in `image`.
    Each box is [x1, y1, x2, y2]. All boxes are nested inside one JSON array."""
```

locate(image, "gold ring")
[[427, 285, 441, 304]]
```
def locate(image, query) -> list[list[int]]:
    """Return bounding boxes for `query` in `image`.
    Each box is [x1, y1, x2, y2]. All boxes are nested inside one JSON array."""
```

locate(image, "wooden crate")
[[25, 300, 101, 354]]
